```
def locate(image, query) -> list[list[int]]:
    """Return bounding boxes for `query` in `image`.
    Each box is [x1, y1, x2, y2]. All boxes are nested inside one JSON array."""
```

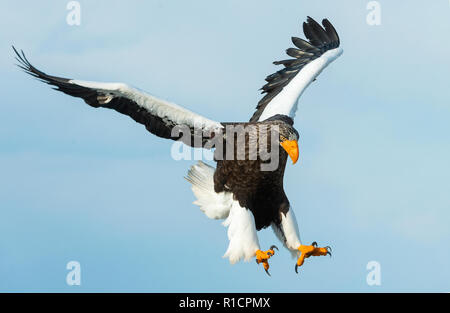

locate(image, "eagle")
[[14, 16, 342, 275]]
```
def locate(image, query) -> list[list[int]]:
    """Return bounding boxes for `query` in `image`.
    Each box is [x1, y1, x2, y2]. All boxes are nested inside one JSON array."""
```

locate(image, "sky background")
[[0, 0, 449, 292]]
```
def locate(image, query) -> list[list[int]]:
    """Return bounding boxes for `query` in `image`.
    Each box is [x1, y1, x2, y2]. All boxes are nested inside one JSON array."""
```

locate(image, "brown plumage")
[[213, 118, 295, 230]]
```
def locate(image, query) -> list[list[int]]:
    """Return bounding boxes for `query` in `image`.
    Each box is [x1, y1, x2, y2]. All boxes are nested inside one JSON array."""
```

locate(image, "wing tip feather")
[[251, 16, 342, 122]]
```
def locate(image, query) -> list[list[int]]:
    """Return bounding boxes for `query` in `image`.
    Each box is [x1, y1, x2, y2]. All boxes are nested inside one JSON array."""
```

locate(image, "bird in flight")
[[14, 16, 342, 275]]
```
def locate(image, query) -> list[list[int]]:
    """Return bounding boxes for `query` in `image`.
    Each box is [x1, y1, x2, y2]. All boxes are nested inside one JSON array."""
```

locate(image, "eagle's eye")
[[279, 134, 287, 142]]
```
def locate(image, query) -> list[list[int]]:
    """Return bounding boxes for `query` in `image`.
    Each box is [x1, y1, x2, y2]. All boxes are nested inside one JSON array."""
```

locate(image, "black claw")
[[270, 245, 279, 251], [312, 241, 318, 247], [327, 251, 332, 258], [265, 269, 271, 277], [295, 264, 299, 274], [325, 246, 332, 252]]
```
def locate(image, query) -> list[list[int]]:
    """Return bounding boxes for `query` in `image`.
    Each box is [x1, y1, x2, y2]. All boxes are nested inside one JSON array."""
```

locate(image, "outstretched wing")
[[13, 47, 223, 147], [250, 17, 343, 122]]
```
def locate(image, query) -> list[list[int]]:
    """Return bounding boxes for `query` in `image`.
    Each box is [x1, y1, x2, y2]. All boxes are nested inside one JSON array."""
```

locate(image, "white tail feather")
[[186, 161, 233, 220], [186, 161, 261, 264]]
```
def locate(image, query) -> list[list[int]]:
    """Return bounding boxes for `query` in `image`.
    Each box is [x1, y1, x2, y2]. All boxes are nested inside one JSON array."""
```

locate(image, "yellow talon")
[[295, 242, 331, 273], [255, 245, 278, 276]]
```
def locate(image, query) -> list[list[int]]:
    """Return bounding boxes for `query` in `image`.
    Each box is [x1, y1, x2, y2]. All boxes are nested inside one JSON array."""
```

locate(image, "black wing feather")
[[13, 46, 216, 147], [305, 16, 330, 45], [250, 17, 341, 122], [322, 19, 340, 48]]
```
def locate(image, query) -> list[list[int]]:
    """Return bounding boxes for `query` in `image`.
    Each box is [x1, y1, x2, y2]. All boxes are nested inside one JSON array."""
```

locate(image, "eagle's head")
[[278, 124, 299, 165], [263, 114, 300, 165]]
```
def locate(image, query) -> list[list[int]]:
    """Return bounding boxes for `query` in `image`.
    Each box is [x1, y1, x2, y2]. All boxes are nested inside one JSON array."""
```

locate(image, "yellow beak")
[[280, 140, 299, 164]]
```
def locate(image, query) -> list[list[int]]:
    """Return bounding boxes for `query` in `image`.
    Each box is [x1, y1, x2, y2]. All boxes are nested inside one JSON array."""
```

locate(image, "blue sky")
[[0, 0, 449, 292]]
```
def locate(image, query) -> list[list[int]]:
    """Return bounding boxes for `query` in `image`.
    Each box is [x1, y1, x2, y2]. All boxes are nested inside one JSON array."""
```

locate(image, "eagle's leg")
[[295, 242, 332, 273], [255, 245, 278, 276], [272, 207, 332, 273], [223, 202, 279, 276]]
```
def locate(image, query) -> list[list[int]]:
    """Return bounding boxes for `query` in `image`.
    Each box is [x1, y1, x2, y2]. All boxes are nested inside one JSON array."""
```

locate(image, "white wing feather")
[[69, 79, 223, 132], [258, 47, 343, 121]]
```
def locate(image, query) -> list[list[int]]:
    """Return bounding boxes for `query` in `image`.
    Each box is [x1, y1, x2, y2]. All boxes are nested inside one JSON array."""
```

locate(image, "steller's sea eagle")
[[14, 16, 342, 275]]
